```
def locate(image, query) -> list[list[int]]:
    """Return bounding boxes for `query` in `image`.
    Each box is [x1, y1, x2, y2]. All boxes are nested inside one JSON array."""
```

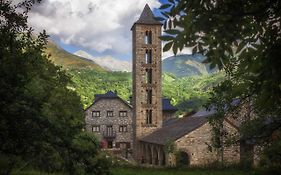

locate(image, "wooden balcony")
[[103, 130, 116, 139]]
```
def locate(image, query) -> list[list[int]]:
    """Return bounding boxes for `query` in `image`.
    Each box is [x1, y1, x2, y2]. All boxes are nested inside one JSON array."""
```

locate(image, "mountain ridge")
[[162, 54, 217, 77], [74, 50, 132, 72], [45, 40, 105, 71]]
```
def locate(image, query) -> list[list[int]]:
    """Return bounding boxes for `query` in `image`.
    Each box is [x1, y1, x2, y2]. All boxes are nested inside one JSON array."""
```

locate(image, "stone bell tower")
[[131, 4, 163, 160]]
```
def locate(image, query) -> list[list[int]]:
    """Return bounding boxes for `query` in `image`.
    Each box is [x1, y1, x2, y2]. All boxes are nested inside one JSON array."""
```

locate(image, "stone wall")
[[85, 98, 133, 148], [132, 23, 163, 160], [163, 111, 177, 121], [175, 121, 240, 166]]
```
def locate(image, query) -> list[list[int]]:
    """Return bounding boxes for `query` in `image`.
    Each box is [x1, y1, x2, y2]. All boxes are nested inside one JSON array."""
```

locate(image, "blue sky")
[[28, 0, 177, 61]]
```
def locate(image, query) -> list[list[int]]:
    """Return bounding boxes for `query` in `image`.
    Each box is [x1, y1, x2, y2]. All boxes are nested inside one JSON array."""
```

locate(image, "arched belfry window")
[[145, 50, 152, 64], [147, 89, 152, 104], [145, 31, 152, 44], [146, 69, 152, 84], [146, 110, 152, 124]]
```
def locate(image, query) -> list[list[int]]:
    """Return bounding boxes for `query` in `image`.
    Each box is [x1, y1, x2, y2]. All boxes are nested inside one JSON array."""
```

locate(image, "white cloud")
[[28, 0, 160, 55]]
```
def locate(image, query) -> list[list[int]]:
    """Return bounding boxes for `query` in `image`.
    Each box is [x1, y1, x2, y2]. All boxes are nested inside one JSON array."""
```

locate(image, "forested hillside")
[[45, 41, 224, 113], [67, 69, 224, 113], [68, 69, 132, 108]]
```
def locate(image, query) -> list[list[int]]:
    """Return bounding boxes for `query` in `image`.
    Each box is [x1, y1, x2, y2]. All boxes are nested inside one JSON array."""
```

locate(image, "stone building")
[[131, 4, 163, 160], [85, 4, 244, 167], [139, 109, 240, 166], [84, 90, 177, 154], [130, 4, 241, 167], [85, 91, 133, 150]]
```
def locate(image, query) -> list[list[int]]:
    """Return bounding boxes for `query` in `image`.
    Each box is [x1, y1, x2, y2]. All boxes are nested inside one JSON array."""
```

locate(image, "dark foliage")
[[0, 1, 110, 174], [158, 0, 281, 166]]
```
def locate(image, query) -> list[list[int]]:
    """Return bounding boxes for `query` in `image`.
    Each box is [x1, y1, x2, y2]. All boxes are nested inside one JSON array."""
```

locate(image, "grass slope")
[[45, 40, 105, 71]]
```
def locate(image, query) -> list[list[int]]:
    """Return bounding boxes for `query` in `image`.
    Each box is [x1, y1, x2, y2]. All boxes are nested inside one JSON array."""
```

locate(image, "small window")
[[145, 50, 152, 64], [92, 125, 100, 132], [146, 69, 152, 84], [145, 31, 152, 44], [92, 111, 100, 117], [119, 111, 127, 117], [146, 110, 152, 124], [147, 90, 152, 104], [107, 111, 114, 117], [119, 125, 128, 132]]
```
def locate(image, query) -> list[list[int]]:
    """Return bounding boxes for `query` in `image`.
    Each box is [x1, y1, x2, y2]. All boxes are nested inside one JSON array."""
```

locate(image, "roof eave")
[[131, 22, 163, 30]]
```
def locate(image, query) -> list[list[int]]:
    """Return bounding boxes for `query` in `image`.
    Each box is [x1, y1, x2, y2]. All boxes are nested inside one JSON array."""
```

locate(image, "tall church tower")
[[131, 4, 163, 160]]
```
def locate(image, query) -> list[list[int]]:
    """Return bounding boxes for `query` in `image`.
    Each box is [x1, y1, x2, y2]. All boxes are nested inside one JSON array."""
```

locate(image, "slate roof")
[[140, 109, 214, 145], [133, 4, 162, 26], [162, 98, 177, 111], [94, 91, 118, 102], [85, 91, 132, 111]]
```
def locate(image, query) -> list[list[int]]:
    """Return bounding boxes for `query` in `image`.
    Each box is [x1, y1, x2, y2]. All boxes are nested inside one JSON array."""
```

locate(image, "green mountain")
[[44, 41, 224, 112], [45, 40, 105, 71], [68, 68, 224, 112], [162, 54, 217, 77]]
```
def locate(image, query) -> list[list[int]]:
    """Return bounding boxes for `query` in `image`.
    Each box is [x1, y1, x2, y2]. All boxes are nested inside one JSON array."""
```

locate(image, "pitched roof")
[[85, 91, 132, 111], [134, 4, 162, 26], [94, 91, 118, 102], [141, 106, 243, 145], [162, 98, 177, 111], [140, 113, 209, 145]]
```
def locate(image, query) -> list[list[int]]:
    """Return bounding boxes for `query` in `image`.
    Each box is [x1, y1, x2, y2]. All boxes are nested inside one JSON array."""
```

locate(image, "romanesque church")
[[85, 4, 253, 166]]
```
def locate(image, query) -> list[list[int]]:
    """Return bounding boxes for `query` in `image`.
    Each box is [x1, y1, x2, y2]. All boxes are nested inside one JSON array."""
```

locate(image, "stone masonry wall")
[[132, 23, 162, 160], [175, 121, 240, 166], [163, 111, 177, 121], [85, 98, 133, 148]]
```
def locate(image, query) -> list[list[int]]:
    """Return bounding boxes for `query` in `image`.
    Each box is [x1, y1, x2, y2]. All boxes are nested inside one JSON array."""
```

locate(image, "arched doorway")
[[177, 151, 190, 167], [148, 145, 153, 164], [153, 146, 159, 165], [160, 148, 166, 166]]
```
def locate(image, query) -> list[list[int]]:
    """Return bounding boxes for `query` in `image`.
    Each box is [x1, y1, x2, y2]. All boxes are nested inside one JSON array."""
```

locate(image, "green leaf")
[[167, 20, 172, 29], [159, 35, 175, 41], [210, 63, 216, 70], [168, 0, 175, 4], [236, 41, 246, 54], [173, 17, 178, 27], [165, 29, 181, 35], [172, 41, 178, 55], [163, 41, 173, 52], [192, 46, 197, 54], [159, 4, 171, 10], [178, 38, 185, 51]]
